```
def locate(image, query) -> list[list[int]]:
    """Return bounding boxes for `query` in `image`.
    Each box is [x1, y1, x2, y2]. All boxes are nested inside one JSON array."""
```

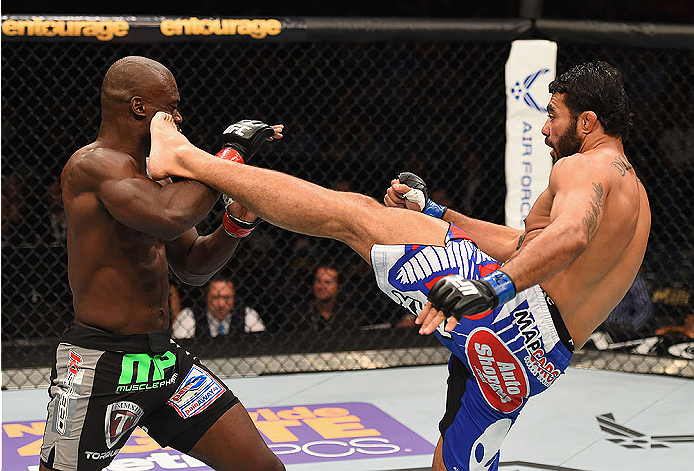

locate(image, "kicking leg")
[[148, 112, 450, 262]]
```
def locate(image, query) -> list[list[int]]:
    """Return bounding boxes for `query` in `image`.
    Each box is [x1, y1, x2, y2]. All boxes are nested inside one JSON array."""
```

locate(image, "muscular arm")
[[500, 157, 607, 291], [384, 180, 521, 262], [79, 151, 219, 240], [166, 225, 241, 286], [146, 176, 245, 285], [69, 148, 243, 285]]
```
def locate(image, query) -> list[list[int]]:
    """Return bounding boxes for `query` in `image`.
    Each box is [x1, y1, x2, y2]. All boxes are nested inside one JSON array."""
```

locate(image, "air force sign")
[[509, 68, 552, 114], [504, 40, 556, 230]]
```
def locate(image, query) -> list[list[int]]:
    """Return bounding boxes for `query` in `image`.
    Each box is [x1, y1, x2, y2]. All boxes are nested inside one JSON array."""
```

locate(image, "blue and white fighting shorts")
[[371, 224, 574, 471]]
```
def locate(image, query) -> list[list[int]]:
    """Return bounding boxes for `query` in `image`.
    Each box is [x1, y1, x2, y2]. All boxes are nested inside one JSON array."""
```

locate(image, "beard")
[[550, 115, 582, 164]]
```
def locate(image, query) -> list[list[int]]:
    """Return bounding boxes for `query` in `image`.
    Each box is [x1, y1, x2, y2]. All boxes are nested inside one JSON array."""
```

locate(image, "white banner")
[[504, 40, 557, 229]]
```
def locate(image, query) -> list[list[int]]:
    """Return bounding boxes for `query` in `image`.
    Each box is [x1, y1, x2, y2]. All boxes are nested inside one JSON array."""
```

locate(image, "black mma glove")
[[215, 119, 273, 237], [397, 172, 447, 219], [427, 271, 516, 319], [215, 119, 275, 163]]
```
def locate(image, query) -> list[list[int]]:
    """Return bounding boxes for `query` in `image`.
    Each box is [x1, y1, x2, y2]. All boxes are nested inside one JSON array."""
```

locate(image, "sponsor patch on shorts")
[[167, 365, 224, 419], [105, 401, 144, 448], [465, 327, 529, 413]]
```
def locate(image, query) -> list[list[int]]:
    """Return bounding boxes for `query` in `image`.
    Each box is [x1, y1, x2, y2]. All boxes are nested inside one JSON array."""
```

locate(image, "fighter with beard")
[[384, 61, 651, 470], [145, 61, 650, 471]]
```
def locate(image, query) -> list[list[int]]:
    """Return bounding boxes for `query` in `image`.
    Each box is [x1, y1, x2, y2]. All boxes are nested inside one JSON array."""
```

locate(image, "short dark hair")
[[315, 262, 341, 285], [209, 273, 234, 286], [549, 61, 633, 140]]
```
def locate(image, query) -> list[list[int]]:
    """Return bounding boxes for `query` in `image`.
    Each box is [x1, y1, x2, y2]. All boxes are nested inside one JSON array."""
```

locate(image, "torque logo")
[[509, 69, 551, 114]]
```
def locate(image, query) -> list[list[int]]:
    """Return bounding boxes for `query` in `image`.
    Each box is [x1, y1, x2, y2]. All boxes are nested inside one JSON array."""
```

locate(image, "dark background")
[[2, 3, 692, 385], [2, 0, 693, 23]]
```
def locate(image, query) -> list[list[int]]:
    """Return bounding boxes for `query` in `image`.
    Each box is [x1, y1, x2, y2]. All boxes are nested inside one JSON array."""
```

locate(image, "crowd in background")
[[1, 30, 692, 358]]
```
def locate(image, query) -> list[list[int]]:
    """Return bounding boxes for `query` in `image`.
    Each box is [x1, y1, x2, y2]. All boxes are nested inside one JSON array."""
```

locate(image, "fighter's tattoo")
[[516, 233, 526, 250], [611, 155, 633, 176], [582, 182, 605, 237]]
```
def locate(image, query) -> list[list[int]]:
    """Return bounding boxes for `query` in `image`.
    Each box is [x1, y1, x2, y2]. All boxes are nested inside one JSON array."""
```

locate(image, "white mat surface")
[[3, 365, 693, 471]]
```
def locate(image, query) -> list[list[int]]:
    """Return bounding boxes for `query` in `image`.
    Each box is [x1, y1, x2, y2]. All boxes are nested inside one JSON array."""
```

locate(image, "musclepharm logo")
[[510, 69, 551, 113], [117, 351, 176, 392]]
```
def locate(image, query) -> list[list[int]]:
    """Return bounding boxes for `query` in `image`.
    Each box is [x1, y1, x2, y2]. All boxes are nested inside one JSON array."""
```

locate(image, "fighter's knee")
[[331, 192, 382, 235], [253, 454, 285, 471], [342, 192, 383, 219]]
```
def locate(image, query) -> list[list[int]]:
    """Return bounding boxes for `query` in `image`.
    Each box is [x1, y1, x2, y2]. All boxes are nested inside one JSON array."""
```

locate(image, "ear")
[[578, 111, 599, 134], [130, 96, 146, 118]]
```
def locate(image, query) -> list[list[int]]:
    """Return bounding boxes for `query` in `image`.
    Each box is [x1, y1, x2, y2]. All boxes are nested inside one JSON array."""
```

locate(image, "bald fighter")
[[39, 56, 285, 471], [147, 61, 649, 471]]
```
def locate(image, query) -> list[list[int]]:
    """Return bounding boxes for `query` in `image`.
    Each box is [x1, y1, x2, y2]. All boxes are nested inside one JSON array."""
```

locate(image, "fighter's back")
[[534, 148, 651, 347], [62, 143, 170, 334]]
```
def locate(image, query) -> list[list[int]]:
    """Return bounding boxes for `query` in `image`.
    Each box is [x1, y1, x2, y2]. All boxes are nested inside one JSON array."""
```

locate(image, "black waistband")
[[62, 325, 172, 353], [542, 291, 574, 352]]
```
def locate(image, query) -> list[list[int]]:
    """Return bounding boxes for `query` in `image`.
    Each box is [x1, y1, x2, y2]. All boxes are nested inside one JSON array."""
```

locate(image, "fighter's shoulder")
[[550, 152, 621, 186], [63, 145, 137, 186]]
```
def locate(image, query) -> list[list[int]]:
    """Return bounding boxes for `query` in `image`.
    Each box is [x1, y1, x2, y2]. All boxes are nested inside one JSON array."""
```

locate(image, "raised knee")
[[324, 192, 377, 230]]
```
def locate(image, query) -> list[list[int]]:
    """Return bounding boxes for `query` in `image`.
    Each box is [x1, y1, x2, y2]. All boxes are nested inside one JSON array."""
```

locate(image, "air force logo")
[[510, 69, 551, 114], [387, 241, 498, 297], [388, 244, 463, 296]]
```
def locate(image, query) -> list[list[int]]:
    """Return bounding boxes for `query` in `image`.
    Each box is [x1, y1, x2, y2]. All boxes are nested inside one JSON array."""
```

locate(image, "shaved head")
[[101, 56, 174, 106]]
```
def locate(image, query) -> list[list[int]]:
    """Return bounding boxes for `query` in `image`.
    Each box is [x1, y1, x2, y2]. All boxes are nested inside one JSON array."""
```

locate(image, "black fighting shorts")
[[40, 325, 239, 471]]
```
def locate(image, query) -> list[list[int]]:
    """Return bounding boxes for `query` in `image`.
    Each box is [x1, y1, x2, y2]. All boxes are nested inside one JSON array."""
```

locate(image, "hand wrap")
[[397, 172, 447, 218]]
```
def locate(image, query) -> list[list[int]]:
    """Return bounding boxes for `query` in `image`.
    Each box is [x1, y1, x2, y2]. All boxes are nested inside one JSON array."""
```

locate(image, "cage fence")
[[1, 18, 693, 389]]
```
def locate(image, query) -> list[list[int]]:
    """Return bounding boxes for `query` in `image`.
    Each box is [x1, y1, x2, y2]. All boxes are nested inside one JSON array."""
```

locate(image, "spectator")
[[655, 313, 694, 339], [169, 283, 195, 339], [586, 272, 655, 349], [600, 272, 654, 340], [196, 276, 265, 337], [294, 264, 360, 331]]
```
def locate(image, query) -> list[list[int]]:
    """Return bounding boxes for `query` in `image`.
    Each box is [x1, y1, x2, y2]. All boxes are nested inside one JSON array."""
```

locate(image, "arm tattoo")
[[611, 155, 633, 176], [581, 182, 605, 237], [516, 233, 526, 250]]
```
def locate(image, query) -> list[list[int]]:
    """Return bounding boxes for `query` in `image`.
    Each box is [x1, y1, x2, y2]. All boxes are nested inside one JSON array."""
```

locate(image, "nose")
[[541, 118, 550, 137], [173, 109, 183, 124]]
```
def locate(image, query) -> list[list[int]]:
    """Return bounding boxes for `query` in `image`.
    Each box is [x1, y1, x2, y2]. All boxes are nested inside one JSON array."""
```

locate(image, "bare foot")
[[147, 112, 191, 181]]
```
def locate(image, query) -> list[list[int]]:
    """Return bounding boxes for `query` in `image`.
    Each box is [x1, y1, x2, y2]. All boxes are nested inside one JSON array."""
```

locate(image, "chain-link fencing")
[[2, 17, 693, 388]]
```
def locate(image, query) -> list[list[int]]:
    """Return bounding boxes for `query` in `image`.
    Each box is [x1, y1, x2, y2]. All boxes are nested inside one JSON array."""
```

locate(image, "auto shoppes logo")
[[2, 402, 432, 470]]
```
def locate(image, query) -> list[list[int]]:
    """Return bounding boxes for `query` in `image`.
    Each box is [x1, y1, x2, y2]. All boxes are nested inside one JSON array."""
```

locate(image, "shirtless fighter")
[[39, 56, 285, 471], [146, 61, 650, 471]]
